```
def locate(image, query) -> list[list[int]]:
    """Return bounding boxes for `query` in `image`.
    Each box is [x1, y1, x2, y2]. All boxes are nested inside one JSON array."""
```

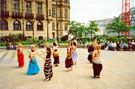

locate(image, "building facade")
[[95, 6, 135, 36], [94, 18, 114, 35], [0, 0, 70, 40]]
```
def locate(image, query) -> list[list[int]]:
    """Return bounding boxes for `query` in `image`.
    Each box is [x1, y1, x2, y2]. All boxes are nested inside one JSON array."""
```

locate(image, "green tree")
[[106, 17, 131, 38], [85, 21, 99, 40], [68, 21, 78, 37], [69, 21, 86, 38]]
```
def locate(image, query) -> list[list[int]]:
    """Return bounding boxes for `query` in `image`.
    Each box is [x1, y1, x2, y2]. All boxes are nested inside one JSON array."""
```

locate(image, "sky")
[[70, 0, 135, 23]]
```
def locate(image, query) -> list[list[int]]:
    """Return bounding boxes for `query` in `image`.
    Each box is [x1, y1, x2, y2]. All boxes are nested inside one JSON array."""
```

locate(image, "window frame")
[[0, 19, 8, 30], [26, 21, 33, 30], [13, 20, 21, 30], [52, 8, 56, 17], [52, 23, 55, 31], [37, 21, 43, 31]]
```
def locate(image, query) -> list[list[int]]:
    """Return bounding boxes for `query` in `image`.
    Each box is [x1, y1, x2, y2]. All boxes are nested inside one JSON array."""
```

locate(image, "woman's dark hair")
[[73, 42, 76, 46], [53, 42, 57, 46], [47, 47, 51, 54], [31, 47, 36, 52]]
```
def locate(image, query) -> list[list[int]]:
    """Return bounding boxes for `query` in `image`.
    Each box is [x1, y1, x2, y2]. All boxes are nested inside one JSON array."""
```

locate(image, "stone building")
[[0, 0, 70, 40]]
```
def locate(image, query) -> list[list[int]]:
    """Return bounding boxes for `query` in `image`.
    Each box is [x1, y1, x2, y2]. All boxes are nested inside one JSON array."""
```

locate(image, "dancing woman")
[[44, 47, 53, 81], [52, 42, 60, 67], [65, 42, 73, 72], [92, 45, 103, 78], [26, 47, 40, 75], [88, 43, 94, 63], [17, 44, 24, 68], [72, 42, 78, 65]]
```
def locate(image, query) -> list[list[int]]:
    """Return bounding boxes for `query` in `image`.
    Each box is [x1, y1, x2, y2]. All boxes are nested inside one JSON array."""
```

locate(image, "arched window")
[[0, 19, 8, 30], [38, 36, 43, 40], [26, 21, 33, 30], [13, 20, 21, 30], [37, 21, 43, 31]]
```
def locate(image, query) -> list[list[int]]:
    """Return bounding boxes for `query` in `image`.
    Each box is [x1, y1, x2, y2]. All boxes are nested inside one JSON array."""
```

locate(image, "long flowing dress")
[[72, 51, 78, 63], [44, 52, 53, 80], [65, 47, 73, 68], [17, 48, 24, 67], [26, 58, 40, 75], [92, 52, 103, 77]]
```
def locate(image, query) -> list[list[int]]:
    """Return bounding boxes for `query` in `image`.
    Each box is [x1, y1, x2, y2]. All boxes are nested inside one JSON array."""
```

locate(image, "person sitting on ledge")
[[121, 42, 128, 51], [116, 41, 121, 51], [132, 40, 135, 51]]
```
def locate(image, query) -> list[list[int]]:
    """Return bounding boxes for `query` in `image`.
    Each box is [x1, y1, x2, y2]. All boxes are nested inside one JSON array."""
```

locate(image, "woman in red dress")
[[17, 44, 24, 68]]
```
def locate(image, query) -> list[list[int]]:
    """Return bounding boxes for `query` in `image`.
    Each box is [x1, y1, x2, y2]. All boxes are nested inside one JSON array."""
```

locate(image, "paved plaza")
[[0, 48, 135, 89]]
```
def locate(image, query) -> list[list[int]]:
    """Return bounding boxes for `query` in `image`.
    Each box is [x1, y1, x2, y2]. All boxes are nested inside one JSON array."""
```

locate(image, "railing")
[[36, 14, 44, 20], [12, 12, 23, 19], [25, 13, 34, 19], [1, 11, 9, 18]]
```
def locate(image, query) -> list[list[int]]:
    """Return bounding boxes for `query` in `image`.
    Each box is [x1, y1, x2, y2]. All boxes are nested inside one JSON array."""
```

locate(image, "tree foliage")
[[85, 21, 100, 39], [106, 17, 131, 37], [69, 21, 86, 38]]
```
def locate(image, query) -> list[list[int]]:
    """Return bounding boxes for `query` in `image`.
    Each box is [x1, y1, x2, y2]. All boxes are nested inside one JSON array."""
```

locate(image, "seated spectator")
[[121, 42, 128, 51], [108, 41, 113, 50], [101, 41, 106, 50], [38, 42, 42, 48], [9, 43, 13, 50], [30, 42, 35, 48], [116, 41, 121, 51], [13, 42, 16, 50], [132, 40, 135, 51], [6, 42, 10, 50], [41, 42, 45, 48], [128, 41, 132, 51], [112, 41, 116, 51]]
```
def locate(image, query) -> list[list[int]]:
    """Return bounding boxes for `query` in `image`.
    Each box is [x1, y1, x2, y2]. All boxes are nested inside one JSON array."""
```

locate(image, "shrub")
[[57, 40, 67, 43], [47, 38, 55, 43], [61, 35, 68, 41], [0, 42, 6, 46]]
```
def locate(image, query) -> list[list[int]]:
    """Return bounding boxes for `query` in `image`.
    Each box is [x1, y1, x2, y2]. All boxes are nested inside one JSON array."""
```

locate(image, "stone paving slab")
[[0, 48, 135, 89]]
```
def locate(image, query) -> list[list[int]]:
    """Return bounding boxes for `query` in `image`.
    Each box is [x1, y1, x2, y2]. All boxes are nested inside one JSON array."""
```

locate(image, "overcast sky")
[[70, 0, 135, 23]]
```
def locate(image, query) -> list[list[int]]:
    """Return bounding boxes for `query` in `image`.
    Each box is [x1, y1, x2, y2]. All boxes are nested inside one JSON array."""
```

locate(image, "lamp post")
[[46, 0, 49, 41], [22, 0, 25, 40], [56, 0, 59, 41], [31, 21, 34, 43]]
